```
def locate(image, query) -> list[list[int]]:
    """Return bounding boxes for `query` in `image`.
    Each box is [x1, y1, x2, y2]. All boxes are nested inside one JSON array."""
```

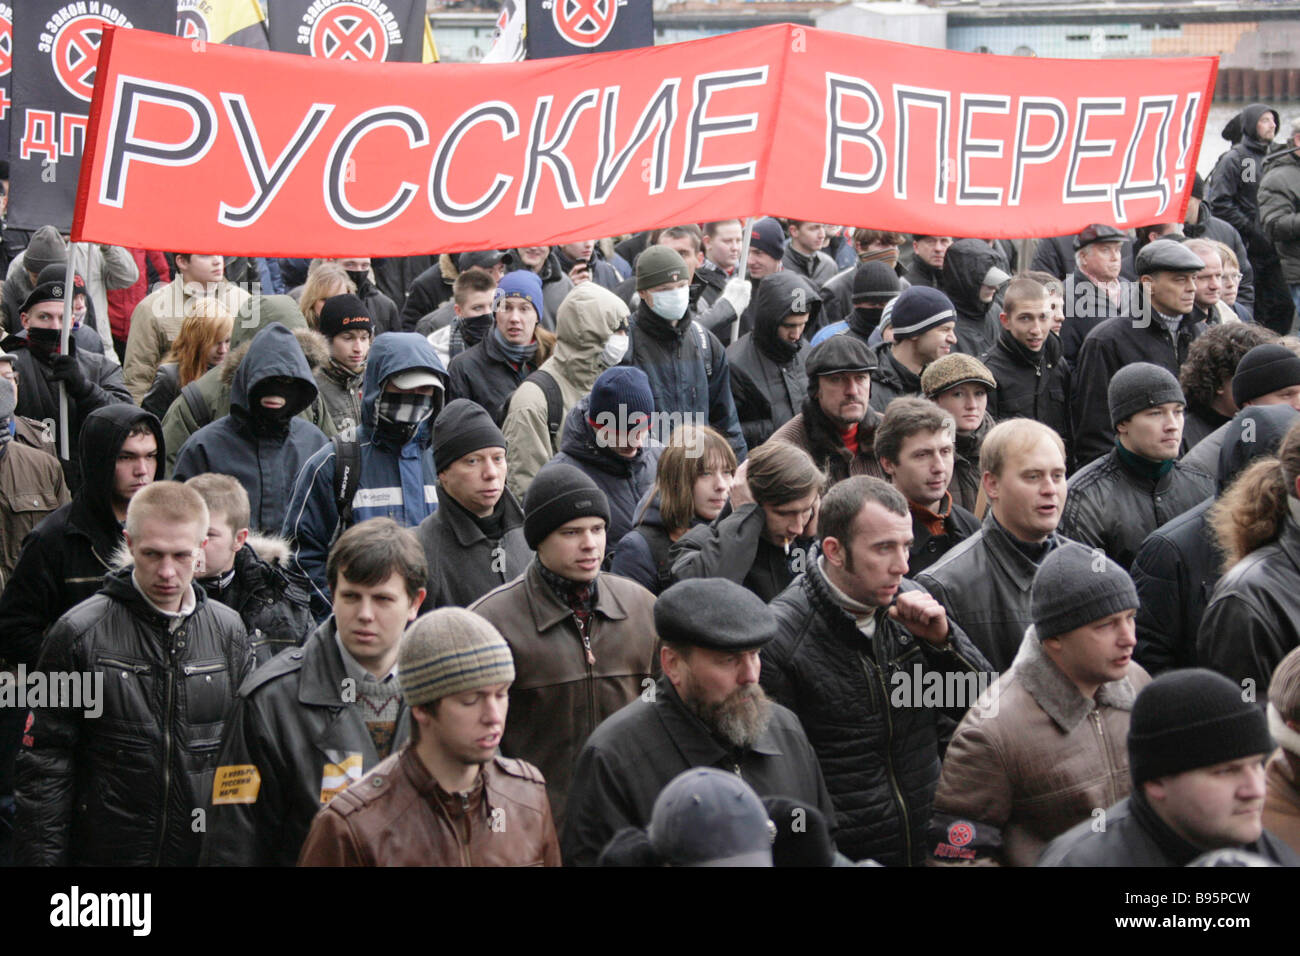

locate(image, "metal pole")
[[58, 242, 74, 462], [729, 217, 754, 344]]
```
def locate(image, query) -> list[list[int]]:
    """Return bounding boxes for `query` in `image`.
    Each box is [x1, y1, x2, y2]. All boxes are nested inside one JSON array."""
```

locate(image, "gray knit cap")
[[1030, 542, 1139, 641], [397, 608, 516, 706], [1107, 361, 1184, 428]]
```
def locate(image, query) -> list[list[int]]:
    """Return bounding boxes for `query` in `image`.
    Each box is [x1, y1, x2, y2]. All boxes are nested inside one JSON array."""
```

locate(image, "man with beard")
[[561, 577, 836, 866], [761, 476, 990, 866]]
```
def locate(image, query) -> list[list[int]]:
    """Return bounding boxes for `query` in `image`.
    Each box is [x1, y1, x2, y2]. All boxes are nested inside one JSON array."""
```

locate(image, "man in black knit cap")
[[313, 293, 372, 433], [1039, 669, 1300, 866], [469, 463, 657, 829], [415, 398, 530, 611]]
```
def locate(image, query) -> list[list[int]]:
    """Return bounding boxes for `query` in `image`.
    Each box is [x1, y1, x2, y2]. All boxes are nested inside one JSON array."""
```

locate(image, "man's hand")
[[48, 354, 91, 399], [720, 275, 752, 315], [888, 590, 949, 647], [801, 494, 821, 540], [729, 458, 753, 508], [568, 261, 591, 285]]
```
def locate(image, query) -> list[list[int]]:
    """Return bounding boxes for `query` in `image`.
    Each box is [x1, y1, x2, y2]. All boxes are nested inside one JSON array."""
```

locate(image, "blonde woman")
[[298, 260, 355, 327]]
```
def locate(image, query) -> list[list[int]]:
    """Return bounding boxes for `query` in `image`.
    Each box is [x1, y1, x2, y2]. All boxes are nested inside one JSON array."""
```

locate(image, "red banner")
[[72, 24, 1217, 255]]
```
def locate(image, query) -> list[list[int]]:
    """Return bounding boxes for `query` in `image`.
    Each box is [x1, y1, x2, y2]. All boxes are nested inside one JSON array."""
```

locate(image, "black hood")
[[752, 272, 820, 364], [1217, 403, 1299, 491], [230, 321, 318, 421], [558, 395, 637, 476], [940, 239, 1005, 316], [1222, 103, 1279, 147], [77, 404, 165, 531]]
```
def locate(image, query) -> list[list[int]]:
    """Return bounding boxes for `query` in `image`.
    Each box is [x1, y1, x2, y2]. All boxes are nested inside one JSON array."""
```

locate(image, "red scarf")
[[839, 423, 859, 456]]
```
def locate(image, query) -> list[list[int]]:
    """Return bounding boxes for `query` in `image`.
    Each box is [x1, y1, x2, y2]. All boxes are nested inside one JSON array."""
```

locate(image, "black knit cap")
[[654, 578, 778, 652], [318, 293, 373, 339], [1231, 343, 1300, 407], [1030, 541, 1139, 641], [1108, 361, 1184, 428], [523, 463, 610, 549], [851, 261, 900, 304], [432, 398, 506, 473], [1128, 669, 1273, 786]]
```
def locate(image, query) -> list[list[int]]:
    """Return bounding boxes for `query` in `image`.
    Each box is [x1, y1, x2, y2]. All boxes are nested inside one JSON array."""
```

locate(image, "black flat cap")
[[1135, 238, 1204, 276], [805, 333, 877, 378], [1074, 223, 1129, 251], [655, 579, 779, 652]]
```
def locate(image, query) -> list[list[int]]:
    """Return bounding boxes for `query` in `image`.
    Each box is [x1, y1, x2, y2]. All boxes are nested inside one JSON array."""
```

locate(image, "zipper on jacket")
[[864, 636, 912, 865], [1090, 709, 1118, 808], [155, 643, 176, 867]]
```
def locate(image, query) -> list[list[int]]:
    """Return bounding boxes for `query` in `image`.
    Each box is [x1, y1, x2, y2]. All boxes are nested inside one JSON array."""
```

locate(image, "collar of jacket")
[[910, 492, 952, 536], [297, 619, 356, 707], [956, 413, 994, 460], [879, 345, 921, 391], [800, 552, 887, 648], [397, 744, 498, 822], [100, 566, 207, 629], [1127, 787, 1207, 866], [801, 393, 878, 465], [64, 496, 121, 572], [653, 674, 784, 762], [784, 245, 815, 276], [522, 558, 628, 633], [633, 300, 689, 343], [1114, 440, 1176, 483], [1012, 626, 1139, 733], [996, 325, 1059, 370], [437, 484, 524, 548], [980, 512, 1063, 591], [322, 358, 364, 390]]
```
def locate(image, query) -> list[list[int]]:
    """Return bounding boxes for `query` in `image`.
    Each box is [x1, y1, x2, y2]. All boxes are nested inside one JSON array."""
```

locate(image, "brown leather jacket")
[[297, 747, 561, 867], [469, 560, 658, 828], [930, 629, 1150, 867], [0, 439, 68, 589]]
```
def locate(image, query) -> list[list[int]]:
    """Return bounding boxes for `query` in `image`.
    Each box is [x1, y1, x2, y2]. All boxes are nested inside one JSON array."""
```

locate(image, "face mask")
[[459, 313, 494, 348], [346, 269, 371, 293], [600, 332, 629, 367], [649, 286, 689, 322], [26, 327, 62, 356]]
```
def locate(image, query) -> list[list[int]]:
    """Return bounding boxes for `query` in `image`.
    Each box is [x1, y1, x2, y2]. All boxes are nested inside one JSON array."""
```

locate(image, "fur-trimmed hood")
[[1011, 626, 1140, 733], [111, 531, 293, 573], [219, 327, 330, 387]]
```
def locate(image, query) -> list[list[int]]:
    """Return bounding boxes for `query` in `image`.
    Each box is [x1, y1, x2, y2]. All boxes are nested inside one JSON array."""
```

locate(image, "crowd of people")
[[5, 100, 1300, 868]]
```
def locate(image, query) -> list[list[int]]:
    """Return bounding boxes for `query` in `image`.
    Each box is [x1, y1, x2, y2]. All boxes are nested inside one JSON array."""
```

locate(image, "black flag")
[[266, 0, 428, 63], [525, 0, 652, 60]]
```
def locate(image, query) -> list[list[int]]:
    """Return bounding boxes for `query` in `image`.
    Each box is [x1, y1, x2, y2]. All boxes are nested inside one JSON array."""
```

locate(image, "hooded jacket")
[[982, 328, 1072, 451], [314, 357, 365, 435], [761, 560, 992, 865], [14, 567, 251, 866], [1260, 145, 1300, 286], [0, 328, 132, 490], [173, 323, 329, 534], [1060, 446, 1214, 573], [939, 240, 1006, 357], [726, 272, 815, 449], [281, 332, 447, 620], [503, 282, 627, 501], [0, 404, 164, 668], [627, 299, 747, 464], [199, 619, 411, 867], [1133, 405, 1297, 676], [446, 327, 544, 426], [1208, 103, 1281, 261], [930, 631, 1149, 867], [160, 297, 337, 475], [548, 397, 663, 551]]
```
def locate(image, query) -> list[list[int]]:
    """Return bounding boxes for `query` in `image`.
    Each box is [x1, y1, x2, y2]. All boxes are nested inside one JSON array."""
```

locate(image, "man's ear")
[[408, 590, 427, 622], [821, 534, 845, 568], [235, 528, 250, 549], [878, 456, 895, 479], [981, 469, 999, 503], [660, 643, 684, 687]]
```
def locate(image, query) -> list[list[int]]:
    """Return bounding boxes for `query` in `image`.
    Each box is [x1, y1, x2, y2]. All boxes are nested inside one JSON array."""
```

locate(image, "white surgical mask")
[[649, 286, 690, 322], [601, 332, 629, 367]]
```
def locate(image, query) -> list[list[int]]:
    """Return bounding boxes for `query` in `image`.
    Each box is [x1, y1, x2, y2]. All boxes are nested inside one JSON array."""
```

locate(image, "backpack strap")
[[331, 428, 361, 528], [180, 381, 211, 427], [512, 368, 563, 453], [691, 320, 715, 378]]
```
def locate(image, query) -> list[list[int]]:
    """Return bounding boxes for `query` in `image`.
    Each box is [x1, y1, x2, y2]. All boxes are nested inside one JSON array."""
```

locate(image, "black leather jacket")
[[1059, 448, 1213, 572], [762, 559, 992, 865], [1198, 515, 1300, 702], [200, 620, 410, 866], [201, 539, 315, 668], [917, 515, 1067, 671], [14, 569, 251, 866]]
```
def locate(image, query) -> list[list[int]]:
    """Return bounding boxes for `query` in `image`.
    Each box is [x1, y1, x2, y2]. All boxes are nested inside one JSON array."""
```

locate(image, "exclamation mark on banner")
[[1174, 92, 1200, 195]]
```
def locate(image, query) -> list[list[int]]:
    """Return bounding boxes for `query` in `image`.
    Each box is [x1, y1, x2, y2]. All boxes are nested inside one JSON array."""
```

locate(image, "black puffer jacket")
[[14, 568, 251, 866], [1039, 791, 1300, 867], [939, 240, 1005, 357], [726, 272, 815, 449], [1059, 447, 1214, 572], [199, 535, 315, 668], [669, 501, 810, 604], [1134, 404, 1298, 676], [918, 515, 1068, 671], [868, 343, 921, 414], [445, 328, 543, 426], [0, 404, 164, 667], [1069, 313, 1205, 467], [982, 329, 1072, 452], [1198, 515, 1300, 701], [762, 560, 991, 865], [172, 322, 329, 534], [549, 397, 664, 551], [199, 619, 410, 866]]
